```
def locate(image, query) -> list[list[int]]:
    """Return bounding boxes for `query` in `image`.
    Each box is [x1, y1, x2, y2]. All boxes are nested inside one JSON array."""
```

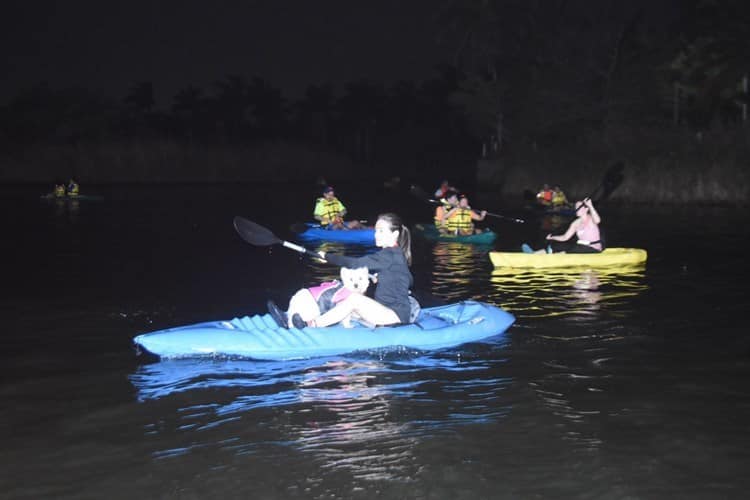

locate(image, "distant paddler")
[[314, 186, 363, 230]]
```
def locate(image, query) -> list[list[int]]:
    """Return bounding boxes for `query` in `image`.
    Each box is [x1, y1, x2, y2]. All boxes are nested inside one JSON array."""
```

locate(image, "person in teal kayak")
[[313, 186, 363, 230], [522, 198, 602, 254], [447, 194, 487, 235], [269, 212, 414, 328], [434, 179, 458, 199], [434, 190, 459, 234]]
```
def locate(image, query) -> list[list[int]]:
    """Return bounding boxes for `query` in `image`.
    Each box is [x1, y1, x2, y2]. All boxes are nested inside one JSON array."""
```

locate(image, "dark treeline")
[[0, 69, 477, 184], [2, 0, 749, 202]]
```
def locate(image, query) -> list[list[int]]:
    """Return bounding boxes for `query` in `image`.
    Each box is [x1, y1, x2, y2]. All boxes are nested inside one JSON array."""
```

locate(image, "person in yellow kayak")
[[446, 194, 487, 235], [522, 198, 602, 254], [433, 190, 459, 234], [66, 177, 80, 197], [314, 186, 362, 230]]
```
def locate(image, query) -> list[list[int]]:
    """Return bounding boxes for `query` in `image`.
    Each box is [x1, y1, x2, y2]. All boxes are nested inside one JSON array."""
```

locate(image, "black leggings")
[[549, 241, 601, 253]]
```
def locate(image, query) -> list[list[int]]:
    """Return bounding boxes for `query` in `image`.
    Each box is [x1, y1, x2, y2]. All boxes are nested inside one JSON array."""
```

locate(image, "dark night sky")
[[2, 0, 445, 105]]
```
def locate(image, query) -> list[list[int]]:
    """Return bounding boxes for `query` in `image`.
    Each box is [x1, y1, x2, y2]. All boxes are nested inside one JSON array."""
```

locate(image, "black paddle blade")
[[599, 162, 625, 201], [233, 216, 282, 246]]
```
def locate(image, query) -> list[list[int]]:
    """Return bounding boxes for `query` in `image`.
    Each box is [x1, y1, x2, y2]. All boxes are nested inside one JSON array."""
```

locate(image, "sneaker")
[[291, 313, 307, 329], [521, 243, 533, 254], [266, 300, 288, 328]]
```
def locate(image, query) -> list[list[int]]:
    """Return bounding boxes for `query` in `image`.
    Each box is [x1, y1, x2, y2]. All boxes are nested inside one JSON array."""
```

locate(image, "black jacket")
[[325, 246, 413, 323]]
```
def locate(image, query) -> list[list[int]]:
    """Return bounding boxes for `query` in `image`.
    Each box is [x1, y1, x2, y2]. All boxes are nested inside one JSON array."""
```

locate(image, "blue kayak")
[[133, 300, 515, 361], [296, 223, 375, 244]]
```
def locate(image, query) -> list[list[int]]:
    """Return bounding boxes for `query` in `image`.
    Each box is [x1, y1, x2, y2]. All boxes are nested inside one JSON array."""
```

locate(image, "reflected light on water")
[[130, 355, 512, 481], [430, 242, 493, 302], [488, 264, 648, 319]]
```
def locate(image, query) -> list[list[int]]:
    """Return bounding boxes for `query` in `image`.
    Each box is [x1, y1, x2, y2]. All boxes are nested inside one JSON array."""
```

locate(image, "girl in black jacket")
[[308, 212, 413, 327]]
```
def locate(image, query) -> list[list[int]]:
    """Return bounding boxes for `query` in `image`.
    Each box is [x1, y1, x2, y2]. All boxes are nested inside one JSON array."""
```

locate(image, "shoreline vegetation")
[[3, 127, 747, 206], [478, 125, 750, 206]]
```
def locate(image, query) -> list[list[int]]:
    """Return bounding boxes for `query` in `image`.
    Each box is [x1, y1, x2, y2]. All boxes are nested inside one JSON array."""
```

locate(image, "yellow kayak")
[[489, 247, 647, 268]]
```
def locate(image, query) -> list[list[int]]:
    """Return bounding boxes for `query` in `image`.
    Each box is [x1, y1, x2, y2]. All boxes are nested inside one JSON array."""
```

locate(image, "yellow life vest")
[[552, 191, 567, 206], [433, 202, 452, 226], [54, 185, 65, 197], [446, 208, 474, 233], [314, 197, 345, 225], [67, 182, 80, 197]]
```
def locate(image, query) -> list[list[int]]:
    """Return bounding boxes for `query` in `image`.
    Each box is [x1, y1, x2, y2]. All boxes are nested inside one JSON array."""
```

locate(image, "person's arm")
[[434, 206, 443, 225], [471, 210, 487, 221], [319, 249, 388, 272], [313, 199, 326, 223], [585, 198, 601, 224], [547, 218, 580, 242], [336, 199, 347, 219]]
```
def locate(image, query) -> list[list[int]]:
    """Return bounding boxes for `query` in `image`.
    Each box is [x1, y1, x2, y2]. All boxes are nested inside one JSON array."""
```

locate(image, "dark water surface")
[[3, 183, 750, 499]]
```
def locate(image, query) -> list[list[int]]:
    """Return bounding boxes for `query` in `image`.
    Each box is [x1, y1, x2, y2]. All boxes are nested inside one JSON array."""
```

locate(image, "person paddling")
[[434, 180, 458, 199], [270, 213, 414, 328], [522, 198, 602, 254], [434, 190, 459, 234], [313, 186, 362, 230], [446, 194, 487, 235]]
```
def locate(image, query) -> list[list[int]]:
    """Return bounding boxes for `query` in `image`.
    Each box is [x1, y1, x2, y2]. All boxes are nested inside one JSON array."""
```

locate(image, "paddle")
[[576, 161, 625, 213], [409, 185, 525, 224], [235, 216, 378, 281], [234, 216, 320, 258]]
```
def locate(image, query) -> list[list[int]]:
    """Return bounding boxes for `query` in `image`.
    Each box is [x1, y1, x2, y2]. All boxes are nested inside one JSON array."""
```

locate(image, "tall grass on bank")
[[0, 140, 360, 184], [478, 125, 750, 205]]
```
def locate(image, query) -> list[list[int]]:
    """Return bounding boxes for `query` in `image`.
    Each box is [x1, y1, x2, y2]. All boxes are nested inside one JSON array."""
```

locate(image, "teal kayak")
[[133, 300, 515, 360], [296, 223, 375, 245], [413, 224, 497, 244]]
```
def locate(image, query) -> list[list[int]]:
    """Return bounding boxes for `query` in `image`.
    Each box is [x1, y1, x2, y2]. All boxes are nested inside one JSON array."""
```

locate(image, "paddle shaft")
[[413, 187, 524, 224], [234, 216, 320, 258]]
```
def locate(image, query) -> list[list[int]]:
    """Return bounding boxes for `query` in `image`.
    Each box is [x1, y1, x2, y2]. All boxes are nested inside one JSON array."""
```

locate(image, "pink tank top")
[[576, 217, 602, 250]]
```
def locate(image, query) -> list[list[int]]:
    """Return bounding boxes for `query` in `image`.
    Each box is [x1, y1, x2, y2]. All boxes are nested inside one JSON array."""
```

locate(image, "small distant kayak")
[[296, 223, 375, 244], [40, 194, 104, 202], [413, 224, 497, 244], [133, 300, 515, 361], [490, 247, 647, 268]]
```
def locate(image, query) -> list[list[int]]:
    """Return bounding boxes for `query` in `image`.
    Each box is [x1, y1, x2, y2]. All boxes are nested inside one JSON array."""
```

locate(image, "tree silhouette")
[[247, 76, 287, 139], [669, 0, 750, 126], [124, 81, 155, 113], [337, 80, 386, 161], [210, 75, 251, 140], [294, 83, 335, 144], [172, 85, 206, 140]]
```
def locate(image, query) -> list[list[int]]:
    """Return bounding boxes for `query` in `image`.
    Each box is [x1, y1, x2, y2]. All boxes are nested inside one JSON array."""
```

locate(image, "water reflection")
[[489, 264, 648, 319], [43, 196, 81, 221], [130, 354, 512, 481], [430, 242, 493, 302], [539, 213, 572, 232]]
